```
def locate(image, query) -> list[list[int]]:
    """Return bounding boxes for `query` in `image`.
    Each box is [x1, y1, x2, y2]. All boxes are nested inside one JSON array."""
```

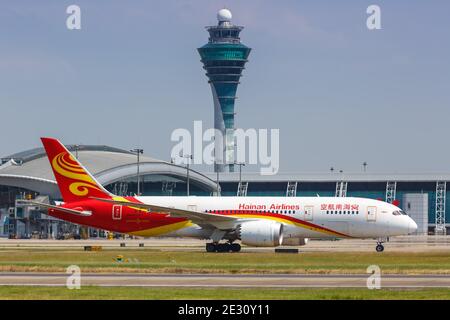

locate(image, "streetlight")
[[182, 154, 193, 196], [214, 160, 221, 196], [234, 161, 246, 187], [363, 162, 368, 172], [74, 145, 80, 159], [130, 148, 144, 196]]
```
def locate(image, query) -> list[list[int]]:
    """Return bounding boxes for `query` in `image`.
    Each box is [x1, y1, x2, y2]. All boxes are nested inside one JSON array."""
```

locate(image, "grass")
[[0, 249, 449, 274], [0, 286, 449, 300]]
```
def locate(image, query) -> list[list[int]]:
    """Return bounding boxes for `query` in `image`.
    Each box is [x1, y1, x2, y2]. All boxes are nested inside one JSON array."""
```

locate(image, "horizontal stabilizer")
[[17, 200, 92, 217]]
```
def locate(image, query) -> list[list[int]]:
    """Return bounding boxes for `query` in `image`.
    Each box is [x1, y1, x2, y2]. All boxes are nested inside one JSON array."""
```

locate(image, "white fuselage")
[[135, 196, 417, 240]]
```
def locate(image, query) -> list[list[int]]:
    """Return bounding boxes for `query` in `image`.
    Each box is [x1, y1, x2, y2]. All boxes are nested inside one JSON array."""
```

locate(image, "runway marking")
[[0, 273, 449, 288], [0, 284, 449, 288], [1, 273, 449, 278]]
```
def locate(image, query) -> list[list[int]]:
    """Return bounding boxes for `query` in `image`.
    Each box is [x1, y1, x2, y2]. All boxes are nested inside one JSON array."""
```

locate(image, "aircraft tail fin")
[[40, 137, 113, 203]]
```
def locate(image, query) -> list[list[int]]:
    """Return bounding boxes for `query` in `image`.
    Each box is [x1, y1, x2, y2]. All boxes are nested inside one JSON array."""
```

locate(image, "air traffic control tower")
[[198, 9, 251, 172]]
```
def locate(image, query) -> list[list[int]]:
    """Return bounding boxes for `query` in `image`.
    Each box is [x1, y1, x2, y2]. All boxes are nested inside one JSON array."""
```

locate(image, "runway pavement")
[[0, 236, 449, 253], [0, 272, 449, 288]]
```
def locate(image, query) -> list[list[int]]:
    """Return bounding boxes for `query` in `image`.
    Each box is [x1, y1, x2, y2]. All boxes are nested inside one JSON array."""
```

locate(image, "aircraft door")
[[112, 205, 122, 220], [367, 206, 377, 221], [304, 206, 314, 221]]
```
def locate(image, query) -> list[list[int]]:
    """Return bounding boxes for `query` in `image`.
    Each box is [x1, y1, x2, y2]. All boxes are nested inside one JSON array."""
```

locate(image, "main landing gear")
[[206, 242, 241, 253]]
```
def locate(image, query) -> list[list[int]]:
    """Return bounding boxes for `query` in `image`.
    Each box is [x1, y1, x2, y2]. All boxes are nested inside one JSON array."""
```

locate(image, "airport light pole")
[[182, 154, 193, 196], [363, 162, 368, 172], [74, 145, 80, 159], [214, 160, 222, 196], [130, 148, 144, 196], [234, 162, 245, 187], [216, 170, 220, 196]]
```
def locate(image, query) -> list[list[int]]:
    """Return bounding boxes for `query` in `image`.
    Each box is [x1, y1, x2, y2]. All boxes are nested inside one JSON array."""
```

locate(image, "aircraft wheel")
[[206, 243, 216, 253], [217, 243, 230, 252], [376, 244, 384, 252], [231, 243, 241, 252]]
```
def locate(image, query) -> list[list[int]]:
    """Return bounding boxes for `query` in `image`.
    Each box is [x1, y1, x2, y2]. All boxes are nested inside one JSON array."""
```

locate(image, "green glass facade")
[[198, 44, 250, 130]]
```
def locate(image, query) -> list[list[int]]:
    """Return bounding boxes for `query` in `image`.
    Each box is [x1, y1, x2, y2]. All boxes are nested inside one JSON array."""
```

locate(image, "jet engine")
[[238, 221, 283, 247]]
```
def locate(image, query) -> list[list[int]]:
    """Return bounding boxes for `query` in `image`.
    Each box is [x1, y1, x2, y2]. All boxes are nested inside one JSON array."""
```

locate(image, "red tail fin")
[[41, 137, 112, 203]]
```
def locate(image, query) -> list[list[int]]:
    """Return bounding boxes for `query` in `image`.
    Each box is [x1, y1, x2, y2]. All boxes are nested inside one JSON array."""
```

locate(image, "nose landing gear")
[[375, 237, 388, 252], [375, 243, 384, 252]]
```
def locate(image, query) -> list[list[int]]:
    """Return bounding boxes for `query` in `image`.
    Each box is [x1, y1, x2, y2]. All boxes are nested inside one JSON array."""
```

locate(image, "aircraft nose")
[[408, 219, 418, 234]]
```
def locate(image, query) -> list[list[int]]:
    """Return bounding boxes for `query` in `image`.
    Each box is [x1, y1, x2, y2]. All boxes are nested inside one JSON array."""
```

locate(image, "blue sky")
[[1, 1, 449, 173]]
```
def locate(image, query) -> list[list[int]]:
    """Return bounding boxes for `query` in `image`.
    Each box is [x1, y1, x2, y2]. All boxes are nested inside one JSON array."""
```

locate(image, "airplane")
[[23, 137, 418, 253]]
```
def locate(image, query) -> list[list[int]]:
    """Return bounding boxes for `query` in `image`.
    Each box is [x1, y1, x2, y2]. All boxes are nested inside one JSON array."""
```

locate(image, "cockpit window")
[[392, 210, 408, 216]]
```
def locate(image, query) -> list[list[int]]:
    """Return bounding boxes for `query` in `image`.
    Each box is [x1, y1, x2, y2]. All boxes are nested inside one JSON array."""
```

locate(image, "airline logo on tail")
[[52, 152, 102, 197], [41, 137, 112, 203]]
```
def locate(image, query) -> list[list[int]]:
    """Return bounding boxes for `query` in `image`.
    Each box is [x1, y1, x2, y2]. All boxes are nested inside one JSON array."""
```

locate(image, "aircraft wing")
[[90, 197, 239, 229], [17, 200, 92, 217]]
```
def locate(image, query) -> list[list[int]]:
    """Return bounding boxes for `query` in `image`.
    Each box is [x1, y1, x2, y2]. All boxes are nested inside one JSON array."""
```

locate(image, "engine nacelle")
[[238, 221, 283, 247], [281, 237, 309, 246]]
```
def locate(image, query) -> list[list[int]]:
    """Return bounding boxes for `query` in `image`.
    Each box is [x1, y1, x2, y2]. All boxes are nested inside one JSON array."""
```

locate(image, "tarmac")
[[0, 235, 449, 253], [0, 236, 449, 288], [0, 273, 449, 288]]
